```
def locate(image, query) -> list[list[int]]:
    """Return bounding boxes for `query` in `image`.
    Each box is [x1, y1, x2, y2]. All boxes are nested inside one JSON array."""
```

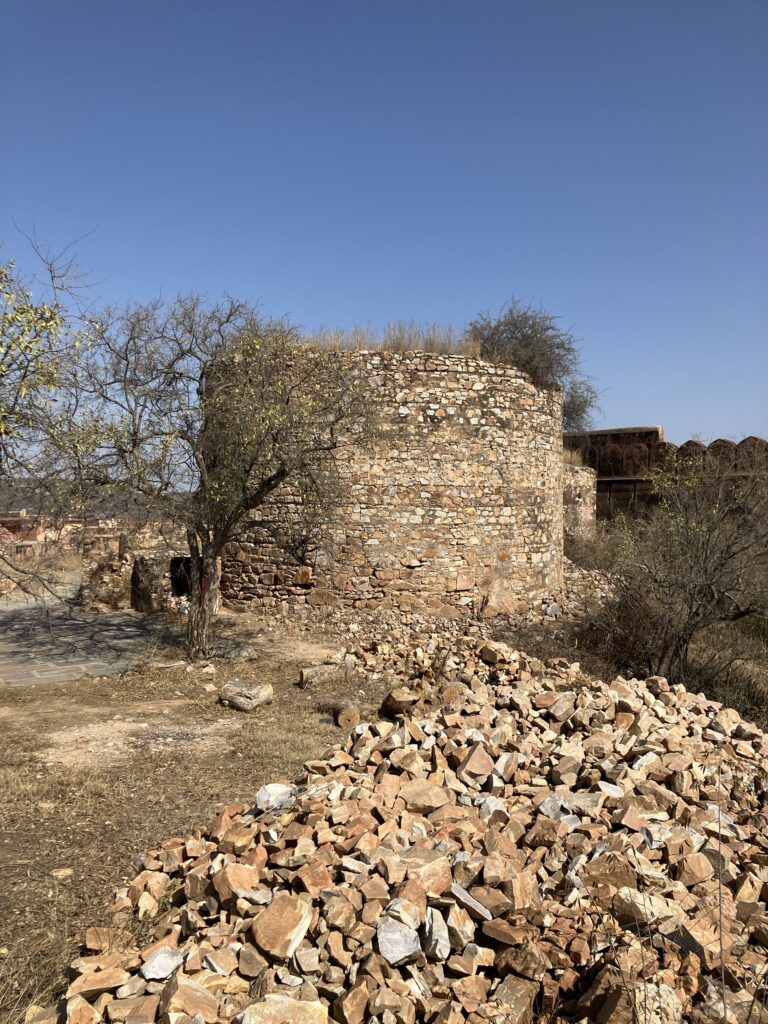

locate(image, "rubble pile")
[[34, 644, 768, 1024]]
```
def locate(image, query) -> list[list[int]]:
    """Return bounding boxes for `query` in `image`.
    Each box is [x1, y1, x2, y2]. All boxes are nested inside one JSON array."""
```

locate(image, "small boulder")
[[255, 783, 296, 813], [218, 680, 273, 712]]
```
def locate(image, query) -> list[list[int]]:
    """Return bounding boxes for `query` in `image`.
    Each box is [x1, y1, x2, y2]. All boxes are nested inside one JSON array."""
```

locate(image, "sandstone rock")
[[399, 779, 450, 814], [380, 686, 420, 716], [213, 862, 261, 901], [158, 975, 219, 1022], [613, 887, 686, 927], [332, 983, 369, 1024], [496, 939, 552, 980], [401, 846, 452, 895], [633, 982, 684, 1024], [306, 588, 341, 607], [64, 996, 100, 1024], [104, 993, 159, 1022], [252, 894, 313, 959], [242, 996, 328, 1023], [492, 974, 539, 1023], [25, 1006, 58, 1024], [67, 968, 131, 999], [677, 853, 715, 887]]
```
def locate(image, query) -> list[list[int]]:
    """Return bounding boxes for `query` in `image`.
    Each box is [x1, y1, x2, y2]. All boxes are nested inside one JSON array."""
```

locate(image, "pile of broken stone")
[[33, 642, 768, 1024]]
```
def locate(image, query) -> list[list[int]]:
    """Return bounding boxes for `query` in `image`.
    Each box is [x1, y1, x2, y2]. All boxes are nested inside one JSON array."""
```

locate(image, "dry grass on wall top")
[[303, 321, 480, 356]]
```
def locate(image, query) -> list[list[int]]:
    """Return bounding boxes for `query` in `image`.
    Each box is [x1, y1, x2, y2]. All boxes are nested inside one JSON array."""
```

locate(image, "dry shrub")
[[569, 454, 768, 728], [564, 520, 623, 573], [687, 620, 768, 728]]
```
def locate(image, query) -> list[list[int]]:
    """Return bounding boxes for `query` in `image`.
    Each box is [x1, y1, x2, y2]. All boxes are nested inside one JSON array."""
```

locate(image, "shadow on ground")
[[0, 598, 181, 685]]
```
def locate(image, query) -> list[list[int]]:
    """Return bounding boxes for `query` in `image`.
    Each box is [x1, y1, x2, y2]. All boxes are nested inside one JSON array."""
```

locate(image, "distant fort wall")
[[564, 427, 768, 516]]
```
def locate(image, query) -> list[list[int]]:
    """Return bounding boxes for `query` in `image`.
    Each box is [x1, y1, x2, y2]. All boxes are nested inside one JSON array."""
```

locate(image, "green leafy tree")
[[0, 259, 63, 468], [466, 298, 598, 431], [0, 253, 94, 592]]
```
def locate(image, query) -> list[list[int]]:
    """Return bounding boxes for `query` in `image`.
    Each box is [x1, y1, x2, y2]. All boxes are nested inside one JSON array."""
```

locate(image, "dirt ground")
[[0, 612, 391, 1023]]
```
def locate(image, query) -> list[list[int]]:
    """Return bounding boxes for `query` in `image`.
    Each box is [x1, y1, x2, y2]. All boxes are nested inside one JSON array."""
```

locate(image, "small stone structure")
[[222, 351, 564, 616]]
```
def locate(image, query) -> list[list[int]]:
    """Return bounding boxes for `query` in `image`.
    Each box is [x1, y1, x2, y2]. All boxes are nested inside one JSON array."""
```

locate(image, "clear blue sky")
[[2, 1, 766, 443]]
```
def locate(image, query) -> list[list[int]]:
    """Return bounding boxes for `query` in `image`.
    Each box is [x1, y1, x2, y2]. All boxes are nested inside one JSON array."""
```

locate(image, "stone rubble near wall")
[[37, 643, 768, 1024], [221, 352, 564, 619]]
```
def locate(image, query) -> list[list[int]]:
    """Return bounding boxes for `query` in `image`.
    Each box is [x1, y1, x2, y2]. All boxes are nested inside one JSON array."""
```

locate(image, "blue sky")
[[2, 1, 766, 443]]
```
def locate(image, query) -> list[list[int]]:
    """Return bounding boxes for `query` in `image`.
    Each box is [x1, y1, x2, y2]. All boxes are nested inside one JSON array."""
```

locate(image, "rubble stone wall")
[[562, 465, 596, 538], [221, 351, 564, 615]]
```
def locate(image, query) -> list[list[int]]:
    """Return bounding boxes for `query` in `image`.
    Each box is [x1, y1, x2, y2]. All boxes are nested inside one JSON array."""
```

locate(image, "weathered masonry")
[[222, 351, 565, 616], [562, 463, 597, 539]]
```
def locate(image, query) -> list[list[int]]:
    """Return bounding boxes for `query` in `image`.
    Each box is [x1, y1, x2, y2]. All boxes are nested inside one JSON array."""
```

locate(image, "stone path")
[[0, 595, 180, 686]]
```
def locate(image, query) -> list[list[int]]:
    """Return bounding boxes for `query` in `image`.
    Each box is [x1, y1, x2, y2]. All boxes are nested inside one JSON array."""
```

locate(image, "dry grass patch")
[[0, 642, 390, 1022], [305, 321, 478, 356]]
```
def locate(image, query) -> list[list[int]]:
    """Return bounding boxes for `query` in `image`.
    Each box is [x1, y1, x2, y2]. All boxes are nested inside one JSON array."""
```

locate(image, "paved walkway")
[[0, 595, 180, 686]]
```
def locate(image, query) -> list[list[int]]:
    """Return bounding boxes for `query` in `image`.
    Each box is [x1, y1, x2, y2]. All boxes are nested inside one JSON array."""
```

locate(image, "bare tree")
[[466, 298, 598, 431], [597, 451, 768, 680], [55, 295, 373, 658]]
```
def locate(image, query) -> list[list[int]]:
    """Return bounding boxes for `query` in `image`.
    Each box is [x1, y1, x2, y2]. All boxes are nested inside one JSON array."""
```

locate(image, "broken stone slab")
[[241, 996, 328, 1022], [138, 945, 183, 980], [399, 778, 451, 814], [218, 679, 274, 712], [158, 975, 219, 1023], [613, 887, 687, 928], [376, 915, 422, 966], [492, 974, 540, 1024], [632, 982, 684, 1024], [423, 906, 451, 960], [251, 894, 313, 960], [66, 968, 131, 999]]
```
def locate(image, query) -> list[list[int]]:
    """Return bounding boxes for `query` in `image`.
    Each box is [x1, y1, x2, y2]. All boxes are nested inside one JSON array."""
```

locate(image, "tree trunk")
[[186, 534, 220, 661], [656, 635, 691, 682]]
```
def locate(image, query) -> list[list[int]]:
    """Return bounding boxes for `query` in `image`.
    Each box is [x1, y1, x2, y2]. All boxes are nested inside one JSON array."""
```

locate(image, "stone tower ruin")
[[221, 351, 565, 616]]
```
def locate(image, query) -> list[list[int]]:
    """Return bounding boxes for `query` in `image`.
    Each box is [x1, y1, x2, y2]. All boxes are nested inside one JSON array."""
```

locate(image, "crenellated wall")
[[221, 351, 564, 616], [564, 428, 768, 516]]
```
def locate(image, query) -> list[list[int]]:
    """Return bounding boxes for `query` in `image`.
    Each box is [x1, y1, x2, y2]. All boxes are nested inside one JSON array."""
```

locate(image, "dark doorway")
[[130, 557, 154, 612], [170, 556, 192, 597]]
